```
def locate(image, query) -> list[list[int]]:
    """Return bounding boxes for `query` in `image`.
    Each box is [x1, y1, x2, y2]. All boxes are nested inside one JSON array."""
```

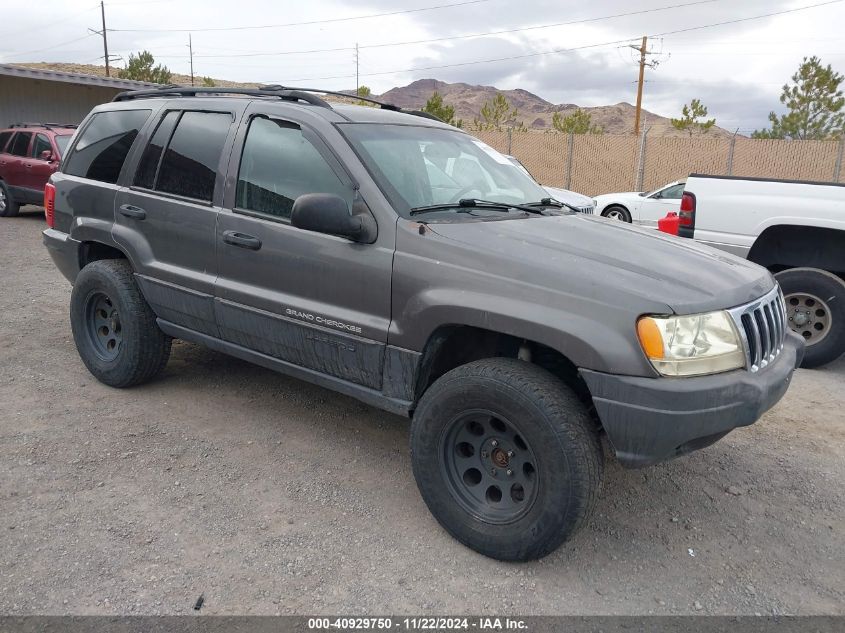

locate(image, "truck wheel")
[[70, 259, 171, 387], [776, 267, 845, 368], [410, 358, 603, 561], [602, 205, 631, 222], [0, 181, 20, 217]]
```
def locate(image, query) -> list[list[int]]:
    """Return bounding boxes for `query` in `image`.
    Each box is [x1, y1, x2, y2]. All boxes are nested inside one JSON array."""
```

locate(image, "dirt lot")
[[1, 209, 843, 616]]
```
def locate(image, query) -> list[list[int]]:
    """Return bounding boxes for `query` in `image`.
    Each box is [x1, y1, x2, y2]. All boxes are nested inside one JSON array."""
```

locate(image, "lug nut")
[[491, 440, 499, 447], [481, 451, 488, 458], [507, 450, 514, 457], [506, 469, 513, 476], [491, 468, 497, 476]]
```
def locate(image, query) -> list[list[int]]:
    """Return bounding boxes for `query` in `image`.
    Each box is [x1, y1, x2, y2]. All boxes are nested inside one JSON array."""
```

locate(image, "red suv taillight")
[[678, 191, 696, 227], [44, 183, 56, 228]]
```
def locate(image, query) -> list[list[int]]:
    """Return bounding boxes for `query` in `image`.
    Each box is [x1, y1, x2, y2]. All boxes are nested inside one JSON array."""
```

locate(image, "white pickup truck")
[[680, 173, 845, 368]]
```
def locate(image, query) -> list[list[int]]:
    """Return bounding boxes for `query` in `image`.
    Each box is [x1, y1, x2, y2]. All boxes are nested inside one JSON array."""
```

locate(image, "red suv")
[[0, 123, 76, 217]]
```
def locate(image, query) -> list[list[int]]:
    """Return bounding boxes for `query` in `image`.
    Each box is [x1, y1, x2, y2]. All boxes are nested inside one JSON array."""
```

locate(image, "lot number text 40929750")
[[307, 617, 528, 630]]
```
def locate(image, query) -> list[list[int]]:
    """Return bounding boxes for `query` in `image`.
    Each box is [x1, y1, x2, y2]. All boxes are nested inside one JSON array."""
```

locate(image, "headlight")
[[636, 311, 745, 376]]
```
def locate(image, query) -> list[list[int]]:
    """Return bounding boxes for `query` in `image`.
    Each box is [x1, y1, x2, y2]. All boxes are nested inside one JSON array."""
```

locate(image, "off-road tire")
[[601, 204, 631, 222], [410, 358, 603, 561], [70, 259, 171, 387], [776, 267, 845, 368], [0, 181, 20, 217]]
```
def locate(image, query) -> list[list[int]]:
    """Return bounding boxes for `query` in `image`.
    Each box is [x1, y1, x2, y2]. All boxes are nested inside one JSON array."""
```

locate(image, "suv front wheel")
[[70, 259, 171, 387], [410, 358, 603, 561]]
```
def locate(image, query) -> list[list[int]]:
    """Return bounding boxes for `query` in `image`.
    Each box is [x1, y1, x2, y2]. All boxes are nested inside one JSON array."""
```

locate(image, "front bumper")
[[42, 228, 80, 284], [580, 331, 804, 468]]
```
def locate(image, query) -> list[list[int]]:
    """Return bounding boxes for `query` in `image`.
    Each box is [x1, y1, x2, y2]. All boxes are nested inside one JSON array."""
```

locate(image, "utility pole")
[[90, 1, 119, 76], [188, 33, 194, 86], [355, 42, 359, 94], [628, 36, 662, 136], [633, 36, 646, 136], [100, 1, 110, 77]]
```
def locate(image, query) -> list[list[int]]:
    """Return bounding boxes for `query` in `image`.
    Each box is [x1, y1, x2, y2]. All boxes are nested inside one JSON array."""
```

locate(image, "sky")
[[2, 0, 845, 133]]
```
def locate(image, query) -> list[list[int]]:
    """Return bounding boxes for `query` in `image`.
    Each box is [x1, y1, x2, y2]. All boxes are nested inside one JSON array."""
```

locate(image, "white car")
[[593, 180, 685, 226], [505, 156, 595, 214]]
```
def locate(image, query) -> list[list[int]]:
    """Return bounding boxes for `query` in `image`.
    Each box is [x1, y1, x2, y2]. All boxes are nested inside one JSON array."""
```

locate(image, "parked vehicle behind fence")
[[0, 122, 75, 217], [679, 173, 845, 368], [42, 87, 803, 561]]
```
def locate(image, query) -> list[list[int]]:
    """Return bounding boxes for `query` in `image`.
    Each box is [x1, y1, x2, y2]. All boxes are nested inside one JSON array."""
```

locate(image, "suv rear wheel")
[[776, 267, 845, 368], [70, 259, 171, 387], [0, 181, 20, 217], [410, 358, 603, 561]]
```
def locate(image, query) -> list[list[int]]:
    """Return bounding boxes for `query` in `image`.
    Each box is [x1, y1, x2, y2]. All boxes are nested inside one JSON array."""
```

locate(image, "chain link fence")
[[473, 129, 845, 196]]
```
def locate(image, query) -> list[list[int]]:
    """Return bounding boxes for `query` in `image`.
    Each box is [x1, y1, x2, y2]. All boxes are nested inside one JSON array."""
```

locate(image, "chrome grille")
[[728, 285, 787, 372]]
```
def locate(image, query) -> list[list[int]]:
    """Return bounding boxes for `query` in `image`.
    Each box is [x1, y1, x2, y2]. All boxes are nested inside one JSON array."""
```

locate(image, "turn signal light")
[[636, 317, 665, 360], [44, 183, 56, 228]]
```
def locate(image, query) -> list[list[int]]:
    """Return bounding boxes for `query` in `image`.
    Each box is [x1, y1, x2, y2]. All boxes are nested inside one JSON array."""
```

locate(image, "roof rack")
[[110, 85, 449, 124], [112, 84, 402, 111], [10, 122, 78, 129], [112, 86, 333, 108]]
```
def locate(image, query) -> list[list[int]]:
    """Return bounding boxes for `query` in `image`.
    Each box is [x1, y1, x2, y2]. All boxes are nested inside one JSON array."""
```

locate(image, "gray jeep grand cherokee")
[[43, 86, 803, 561]]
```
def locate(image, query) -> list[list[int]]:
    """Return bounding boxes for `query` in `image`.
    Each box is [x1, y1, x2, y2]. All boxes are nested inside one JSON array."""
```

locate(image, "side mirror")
[[39, 150, 55, 162], [291, 193, 376, 243]]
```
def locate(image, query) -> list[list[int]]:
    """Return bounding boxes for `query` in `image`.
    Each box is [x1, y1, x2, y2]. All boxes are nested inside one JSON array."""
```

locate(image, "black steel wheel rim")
[[85, 292, 123, 361], [440, 409, 539, 524]]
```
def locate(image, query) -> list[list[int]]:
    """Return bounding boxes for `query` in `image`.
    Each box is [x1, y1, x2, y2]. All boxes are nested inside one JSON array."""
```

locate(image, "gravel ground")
[[1, 208, 843, 616]]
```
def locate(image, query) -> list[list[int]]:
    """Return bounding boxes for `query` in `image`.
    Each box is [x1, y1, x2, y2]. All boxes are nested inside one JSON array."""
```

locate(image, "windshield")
[[54, 135, 72, 157], [341, 124, 549, 217]]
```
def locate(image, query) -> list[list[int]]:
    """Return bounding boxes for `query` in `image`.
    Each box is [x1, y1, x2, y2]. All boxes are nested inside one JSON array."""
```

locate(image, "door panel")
[[22, 133, 56, 191], [215, 111, 393, 389], [113, 109, 238, 337], [637, 184, 684, 227]]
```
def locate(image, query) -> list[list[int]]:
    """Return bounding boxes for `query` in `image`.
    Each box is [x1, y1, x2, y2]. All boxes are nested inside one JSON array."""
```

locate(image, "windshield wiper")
[[456, 198, 545, 215], [525, 197, 582, 214], [409, 198, 548, 216]]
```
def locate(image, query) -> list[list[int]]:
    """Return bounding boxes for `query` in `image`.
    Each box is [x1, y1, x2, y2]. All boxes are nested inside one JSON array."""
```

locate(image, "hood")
[[426, 214, 774, 315], [543, 186, 592, 207]]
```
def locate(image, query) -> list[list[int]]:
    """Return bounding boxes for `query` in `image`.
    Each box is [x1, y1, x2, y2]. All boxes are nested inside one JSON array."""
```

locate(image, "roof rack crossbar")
[[259, 85, 400, 111], [10, 122, 78, 129], [112, 86, 332, 109], [111, 85, 405, 113]]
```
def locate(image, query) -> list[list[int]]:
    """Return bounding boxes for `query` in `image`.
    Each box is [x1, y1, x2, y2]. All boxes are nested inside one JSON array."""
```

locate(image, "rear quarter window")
[[0, 131, 11, 153], [63, 109, 151, 184]]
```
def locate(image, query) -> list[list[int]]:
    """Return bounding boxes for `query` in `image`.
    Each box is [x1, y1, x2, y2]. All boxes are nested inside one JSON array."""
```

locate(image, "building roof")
[[0, 64, 161, 91]]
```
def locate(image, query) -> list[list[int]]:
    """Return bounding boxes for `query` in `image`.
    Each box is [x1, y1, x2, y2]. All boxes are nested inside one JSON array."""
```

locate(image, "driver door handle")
[[222, 230, 261, 250], [119, 204, 146, 220]]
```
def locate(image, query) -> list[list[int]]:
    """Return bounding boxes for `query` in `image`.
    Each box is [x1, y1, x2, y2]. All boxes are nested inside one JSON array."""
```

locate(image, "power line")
[[4, 33, 97, 58], [109, 0, 494, 33], [265, 0, 845, 83], [157, 0, 724, 60]]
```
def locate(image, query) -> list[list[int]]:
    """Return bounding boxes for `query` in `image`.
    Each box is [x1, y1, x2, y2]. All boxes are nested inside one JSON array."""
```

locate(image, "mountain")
[[377, 78, 734, 137], [14, 64, 731, 137]]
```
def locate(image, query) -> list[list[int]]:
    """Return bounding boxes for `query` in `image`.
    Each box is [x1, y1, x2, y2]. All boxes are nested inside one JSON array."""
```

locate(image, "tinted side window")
[[236, 117, 350, 220], [9, 132, 32, 157], [63, 110, 150, 184], [156, 111, 232, 202], [0, 131, 11, 153], [134, 111, 179, 190], [32, 133, 52, 158]]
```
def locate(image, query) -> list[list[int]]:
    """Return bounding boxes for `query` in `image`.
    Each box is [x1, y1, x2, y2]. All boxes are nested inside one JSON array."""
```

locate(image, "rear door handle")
[[119, 204, 146, 220], [222, 230, 261, 250]]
